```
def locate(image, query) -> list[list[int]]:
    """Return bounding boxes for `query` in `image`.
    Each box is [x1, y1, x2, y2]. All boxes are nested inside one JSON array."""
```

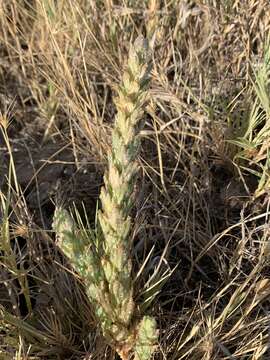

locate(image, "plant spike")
[[54, 36, 158, 360]]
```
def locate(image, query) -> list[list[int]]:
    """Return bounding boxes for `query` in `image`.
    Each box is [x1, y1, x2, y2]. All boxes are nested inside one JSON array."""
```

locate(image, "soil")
[[0, 123, 102, 229]]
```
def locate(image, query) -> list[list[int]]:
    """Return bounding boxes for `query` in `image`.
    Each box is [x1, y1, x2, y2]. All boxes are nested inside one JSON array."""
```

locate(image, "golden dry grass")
[[1, 1, 270, 359]]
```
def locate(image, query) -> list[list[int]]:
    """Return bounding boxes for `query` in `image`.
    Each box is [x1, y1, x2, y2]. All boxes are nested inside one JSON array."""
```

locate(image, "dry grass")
[[1, 1, 270, 359]]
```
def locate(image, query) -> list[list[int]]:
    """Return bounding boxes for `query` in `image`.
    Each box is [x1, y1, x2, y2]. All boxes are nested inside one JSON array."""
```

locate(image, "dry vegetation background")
[[1, 0, 270, 359]]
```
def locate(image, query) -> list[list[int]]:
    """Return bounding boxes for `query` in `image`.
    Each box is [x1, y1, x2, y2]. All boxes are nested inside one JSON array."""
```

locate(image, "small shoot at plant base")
[[134, 316, 158, 360], [53, 36, 158, 360]]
